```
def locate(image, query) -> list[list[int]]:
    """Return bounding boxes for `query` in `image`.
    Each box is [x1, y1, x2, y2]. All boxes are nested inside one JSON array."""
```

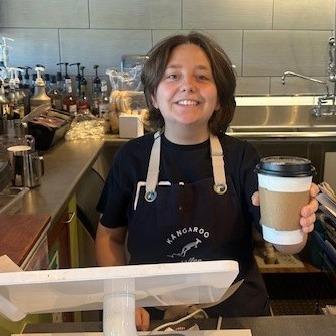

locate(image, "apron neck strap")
[[144, 131, 161, 202], [210, 133, 227, 195], [144, 132, 227, 202]]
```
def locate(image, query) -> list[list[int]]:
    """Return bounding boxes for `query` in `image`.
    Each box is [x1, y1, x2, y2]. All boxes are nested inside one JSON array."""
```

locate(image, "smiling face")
[[151, 43, 219, 143]]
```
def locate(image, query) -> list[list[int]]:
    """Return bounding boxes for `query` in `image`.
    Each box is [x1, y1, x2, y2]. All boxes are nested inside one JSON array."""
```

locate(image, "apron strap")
[[144, 131, 161, 202], [210, 134, 227, 195], [144, 132, 227, 202]]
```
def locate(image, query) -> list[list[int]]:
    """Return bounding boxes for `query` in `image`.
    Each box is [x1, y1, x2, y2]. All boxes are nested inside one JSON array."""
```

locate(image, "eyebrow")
[[165, 64, 211, 71]]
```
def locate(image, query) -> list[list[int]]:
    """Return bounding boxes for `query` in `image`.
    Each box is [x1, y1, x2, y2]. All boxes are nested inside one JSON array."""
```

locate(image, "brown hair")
[[141, 31, 236, 135]]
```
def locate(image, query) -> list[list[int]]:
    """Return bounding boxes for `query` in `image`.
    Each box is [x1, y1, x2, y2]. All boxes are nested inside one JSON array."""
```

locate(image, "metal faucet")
[[282, 36, 336, 117], [328, 37, 336, 82], [281, 71, 329, 95]]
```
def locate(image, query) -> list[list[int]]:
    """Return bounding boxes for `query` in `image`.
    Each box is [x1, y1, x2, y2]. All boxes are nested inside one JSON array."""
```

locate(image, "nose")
[[180, 75, 196, 92]]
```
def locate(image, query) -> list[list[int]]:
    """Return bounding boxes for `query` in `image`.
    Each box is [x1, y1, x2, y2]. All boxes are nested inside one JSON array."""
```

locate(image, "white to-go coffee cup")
[[255, 156, 315, 245]]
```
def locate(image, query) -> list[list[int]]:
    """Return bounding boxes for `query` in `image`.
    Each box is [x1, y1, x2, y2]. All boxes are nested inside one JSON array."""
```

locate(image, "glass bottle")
[[77, 66, 90, 114], [0, 81, 10, 119], [21, 66, 32, 115], [14, 69, 26, 118], [56, 71, 64, 96], [99, 80, 111, 133], [7, 79, 20, 120], [44, 73, 50, 92], [62, 77, 77, 115], [91, 65, 101, 115], [98, 80, 110, 118], [48, 75, 63, 110], [31, 74, 37, 95]]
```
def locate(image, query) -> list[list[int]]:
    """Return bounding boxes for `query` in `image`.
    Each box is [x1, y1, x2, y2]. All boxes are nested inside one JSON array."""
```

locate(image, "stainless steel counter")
[[18, 139, 104, 224], [227, 130, 336, 138]]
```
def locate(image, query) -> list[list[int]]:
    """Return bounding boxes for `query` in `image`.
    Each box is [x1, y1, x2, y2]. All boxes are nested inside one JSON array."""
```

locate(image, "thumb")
[[251, 191, 260, 206], [135, 308, 150, 331]]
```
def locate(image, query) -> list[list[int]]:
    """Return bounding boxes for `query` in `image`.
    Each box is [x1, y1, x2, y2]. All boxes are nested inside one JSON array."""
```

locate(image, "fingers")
[[135, 308, 150, 331], [300, 213, 316, 233], [310, 182, 320, 198], [301, 198, 319, 217], [296, 182, 319, 234], [301, 182, 319, 218], [251, 191, 260, 206], [300, 190, 319, 233]]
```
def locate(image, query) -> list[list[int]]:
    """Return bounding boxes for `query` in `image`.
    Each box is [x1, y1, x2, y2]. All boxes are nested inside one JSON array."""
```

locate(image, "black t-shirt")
[[97, 133, 271, 318], [97, 133, 261, 231]]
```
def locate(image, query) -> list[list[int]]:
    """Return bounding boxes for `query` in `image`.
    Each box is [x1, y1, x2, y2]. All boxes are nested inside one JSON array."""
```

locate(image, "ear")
[[151, 94, 159, 109]]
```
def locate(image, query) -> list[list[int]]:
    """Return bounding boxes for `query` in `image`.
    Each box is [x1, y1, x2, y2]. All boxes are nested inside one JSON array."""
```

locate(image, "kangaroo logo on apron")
[[167, 238, 202, 258], [165, 226, 211, 260]]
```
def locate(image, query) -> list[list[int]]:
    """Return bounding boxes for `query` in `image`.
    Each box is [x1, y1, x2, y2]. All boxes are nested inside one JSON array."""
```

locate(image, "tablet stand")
[[0, 260, 239, 336]]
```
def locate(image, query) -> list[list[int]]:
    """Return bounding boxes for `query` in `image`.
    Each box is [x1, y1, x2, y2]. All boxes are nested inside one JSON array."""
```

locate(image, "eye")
[[165, 73, 178, 80], [196, 70, 213, 81], [197, 74, 209, 80]]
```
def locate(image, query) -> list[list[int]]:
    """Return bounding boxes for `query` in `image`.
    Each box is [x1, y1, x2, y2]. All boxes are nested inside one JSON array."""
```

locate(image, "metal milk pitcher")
[[7, 135, 44, 188]]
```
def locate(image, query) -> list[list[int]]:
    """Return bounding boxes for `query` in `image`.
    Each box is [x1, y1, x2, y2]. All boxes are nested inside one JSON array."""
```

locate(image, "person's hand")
[[251, 183, 320, 233], [135, 307, 150, 331]]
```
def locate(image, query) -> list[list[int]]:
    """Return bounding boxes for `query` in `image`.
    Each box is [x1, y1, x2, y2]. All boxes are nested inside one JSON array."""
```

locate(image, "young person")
[[96, 32, 319, 330]]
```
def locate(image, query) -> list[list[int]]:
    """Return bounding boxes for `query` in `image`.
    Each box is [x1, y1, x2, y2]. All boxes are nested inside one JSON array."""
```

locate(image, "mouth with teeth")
[[175, 99, 200, 106]]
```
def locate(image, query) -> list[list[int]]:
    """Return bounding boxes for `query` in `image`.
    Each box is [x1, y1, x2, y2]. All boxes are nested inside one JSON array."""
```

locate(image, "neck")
[[164, 124, 210, 145]]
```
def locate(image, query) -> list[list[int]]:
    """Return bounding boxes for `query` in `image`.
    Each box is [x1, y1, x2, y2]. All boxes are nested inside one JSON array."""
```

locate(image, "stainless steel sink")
[[228, 105, 336, 136]]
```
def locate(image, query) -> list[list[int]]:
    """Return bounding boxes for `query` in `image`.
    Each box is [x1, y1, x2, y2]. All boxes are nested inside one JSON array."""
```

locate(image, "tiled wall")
[[0, 0, 335, 95]]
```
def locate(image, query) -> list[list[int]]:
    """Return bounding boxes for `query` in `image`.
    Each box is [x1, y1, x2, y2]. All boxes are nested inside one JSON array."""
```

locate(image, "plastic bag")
[[106, 66, 148, 134], [65, 111, 105, 141]]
